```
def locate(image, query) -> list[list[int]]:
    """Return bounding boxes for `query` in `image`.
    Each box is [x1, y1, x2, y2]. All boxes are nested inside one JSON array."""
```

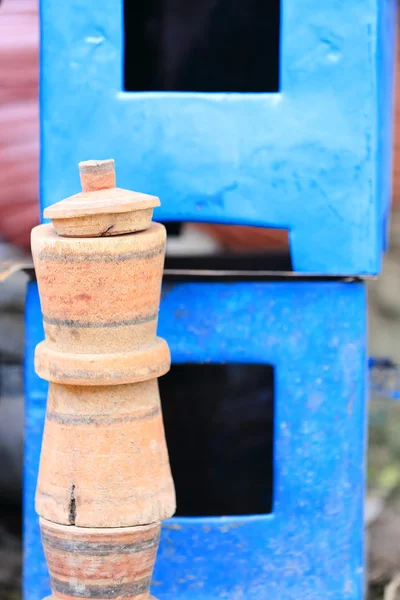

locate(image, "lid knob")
[[79, 159, 116, 192]]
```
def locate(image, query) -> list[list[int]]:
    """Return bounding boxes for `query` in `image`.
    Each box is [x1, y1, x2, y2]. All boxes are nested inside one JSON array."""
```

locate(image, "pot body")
[[36, 381, 175, 527], [41, 518, 160, 600], [31, 222, 166, 357]]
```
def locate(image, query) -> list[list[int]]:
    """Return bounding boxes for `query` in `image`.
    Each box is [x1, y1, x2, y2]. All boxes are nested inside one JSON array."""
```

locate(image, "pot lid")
[[44, 159, 160, 238]]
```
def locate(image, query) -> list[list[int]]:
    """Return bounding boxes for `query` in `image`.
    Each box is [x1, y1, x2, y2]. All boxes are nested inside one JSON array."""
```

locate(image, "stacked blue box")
[[25, 281, 367, 599]]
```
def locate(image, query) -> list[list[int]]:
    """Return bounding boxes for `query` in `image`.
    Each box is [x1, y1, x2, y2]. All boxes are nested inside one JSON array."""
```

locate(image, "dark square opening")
[[124, 0, 281, 92], [159, 363, 275, 516]]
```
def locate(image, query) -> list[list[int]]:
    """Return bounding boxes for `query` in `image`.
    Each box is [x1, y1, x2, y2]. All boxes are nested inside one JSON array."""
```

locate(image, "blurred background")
[[1, 0, 400, 598]]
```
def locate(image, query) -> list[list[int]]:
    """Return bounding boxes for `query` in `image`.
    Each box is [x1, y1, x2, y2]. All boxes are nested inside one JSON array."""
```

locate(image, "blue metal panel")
[[24, 280, 367, 600], [378, 0, 397, 249], [23, 284, 49, 600], [39, 0, 396, 274]]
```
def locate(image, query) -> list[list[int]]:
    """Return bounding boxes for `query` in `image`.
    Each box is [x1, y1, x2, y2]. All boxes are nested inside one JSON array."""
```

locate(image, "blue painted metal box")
[[40, 0, 396, 274], [25, 280, 367, 599]]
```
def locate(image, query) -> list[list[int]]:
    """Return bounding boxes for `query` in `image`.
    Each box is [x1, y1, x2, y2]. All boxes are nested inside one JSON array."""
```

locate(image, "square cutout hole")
[[124, 0, 281, 92], [159, 363, 275, 516]]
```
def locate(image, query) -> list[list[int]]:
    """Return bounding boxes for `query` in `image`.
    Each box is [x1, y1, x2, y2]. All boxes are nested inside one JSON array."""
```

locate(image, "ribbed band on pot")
[[34, 336, 170, 385]]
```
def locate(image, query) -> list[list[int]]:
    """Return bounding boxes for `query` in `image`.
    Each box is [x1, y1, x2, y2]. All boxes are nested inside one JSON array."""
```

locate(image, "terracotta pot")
[[41, 518, 160, 600], [31, 221, 170, 385], [36, 380, 175, 527], [32, 160, 175, 594]]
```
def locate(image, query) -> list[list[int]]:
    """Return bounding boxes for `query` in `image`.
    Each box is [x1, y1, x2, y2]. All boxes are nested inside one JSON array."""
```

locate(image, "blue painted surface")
[[24, 280, 367, 600], [31, 0, 391, 595], [39, 0, 396, 274], [378, 0, 397, 249], [23, 284, 49, 599]]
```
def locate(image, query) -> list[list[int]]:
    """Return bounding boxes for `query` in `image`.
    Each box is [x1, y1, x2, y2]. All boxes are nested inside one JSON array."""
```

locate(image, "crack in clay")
[[69, 485, 77, 525], [100, 225, 114, 236]]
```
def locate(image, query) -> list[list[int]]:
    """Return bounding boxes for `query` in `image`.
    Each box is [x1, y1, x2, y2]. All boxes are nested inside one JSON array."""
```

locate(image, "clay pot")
[[31, 221, 170, 385], [36, 380, 175, 527], [41, 518, 160, 600], [32, 160, 175, 595]]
